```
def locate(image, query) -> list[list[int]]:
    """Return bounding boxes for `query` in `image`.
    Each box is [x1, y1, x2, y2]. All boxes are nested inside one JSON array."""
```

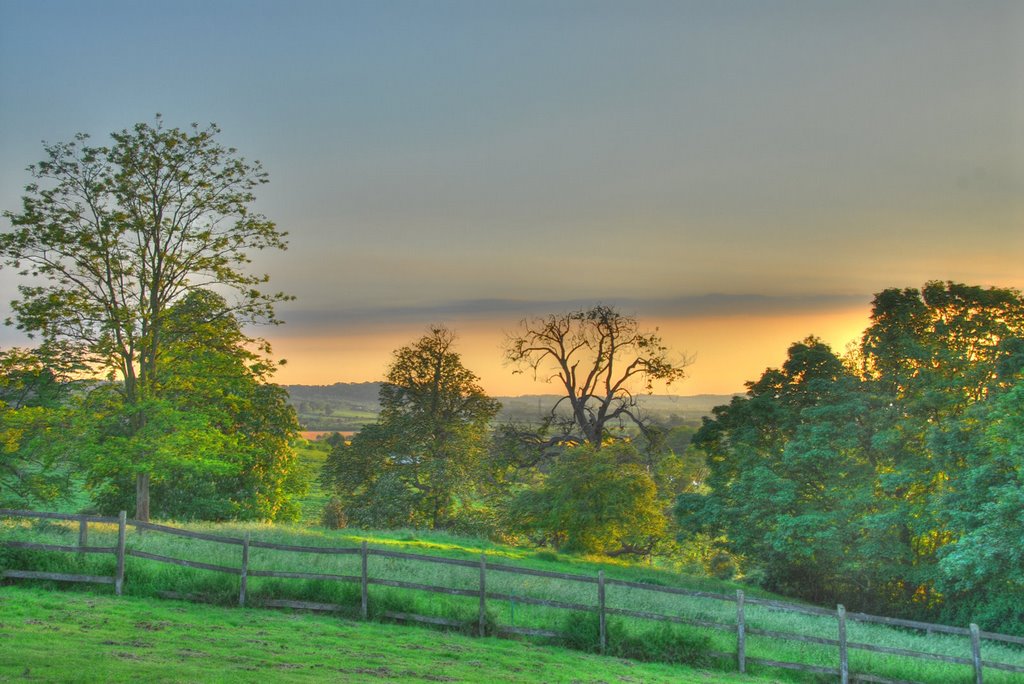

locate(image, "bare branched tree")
[[504, 305, 689, 448]]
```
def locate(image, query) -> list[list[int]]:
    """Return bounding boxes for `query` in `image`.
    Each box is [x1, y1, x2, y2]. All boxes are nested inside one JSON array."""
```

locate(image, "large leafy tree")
[[1, 117, 290, 520], [936, 382, 1024, 633], [322, 327, 500, 530], [863, 281, 1024, 412], [83, 290, 303, 521], [504, 305, 688, 448], [501, 306, 689, 560], [679, 337, 879, 602], [858, 281, 1024, 610]]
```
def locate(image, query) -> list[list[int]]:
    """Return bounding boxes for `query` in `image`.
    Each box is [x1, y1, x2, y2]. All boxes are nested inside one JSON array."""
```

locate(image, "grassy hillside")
[[0, 585, 761, 683], [5, 438, 1019, 684], [3, 517, 1021, 683]]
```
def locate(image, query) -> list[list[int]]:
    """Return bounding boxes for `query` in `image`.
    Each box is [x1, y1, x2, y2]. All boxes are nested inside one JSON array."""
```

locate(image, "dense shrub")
[[320, 496, 348, 529]]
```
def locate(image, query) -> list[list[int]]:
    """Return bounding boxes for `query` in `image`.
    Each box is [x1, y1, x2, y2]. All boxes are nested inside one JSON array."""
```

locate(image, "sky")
[[1, 1, 1022, 395]]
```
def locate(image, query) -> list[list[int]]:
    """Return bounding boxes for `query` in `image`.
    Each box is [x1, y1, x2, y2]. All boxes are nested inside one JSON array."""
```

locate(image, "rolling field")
[[0, 585, 762, 683], [3, 438, 1021, 683], [3, 514, 1022, 683]]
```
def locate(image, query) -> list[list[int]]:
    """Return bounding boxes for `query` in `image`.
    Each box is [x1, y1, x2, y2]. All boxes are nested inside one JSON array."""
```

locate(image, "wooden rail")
[[3, 508, 1023, 683], [2, 509, 126, 594]]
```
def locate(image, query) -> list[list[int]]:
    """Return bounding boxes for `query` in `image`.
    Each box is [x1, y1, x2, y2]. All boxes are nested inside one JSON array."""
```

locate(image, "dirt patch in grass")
[[101, 639, 154, 648], [348, 666, 397, 677], [111, 652, 142, 661], [134, 620, 172, 631]]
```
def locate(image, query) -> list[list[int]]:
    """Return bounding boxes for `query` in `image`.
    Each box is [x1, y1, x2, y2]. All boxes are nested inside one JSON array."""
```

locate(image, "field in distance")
[[285, 382, 736, 432]]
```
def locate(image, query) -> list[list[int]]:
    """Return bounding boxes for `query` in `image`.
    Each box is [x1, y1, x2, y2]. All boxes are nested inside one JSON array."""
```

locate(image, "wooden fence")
[[2, 508, 1023, 684]]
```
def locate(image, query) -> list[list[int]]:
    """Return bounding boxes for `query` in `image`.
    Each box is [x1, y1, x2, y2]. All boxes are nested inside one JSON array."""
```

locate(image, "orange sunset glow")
[[266, 303, 873, 396]]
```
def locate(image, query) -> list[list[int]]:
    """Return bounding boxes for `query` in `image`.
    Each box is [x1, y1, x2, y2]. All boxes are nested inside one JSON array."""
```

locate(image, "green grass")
[[3, 516, 1022, 683], [295, 408, 378, 431], [291, 439, 331, 526], [1, 585, 766, 683], [9, 439, 1020, 682]]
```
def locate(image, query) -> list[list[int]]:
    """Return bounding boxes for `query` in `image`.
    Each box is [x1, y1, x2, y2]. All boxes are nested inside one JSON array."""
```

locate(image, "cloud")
[[275, 292, 871, 335]]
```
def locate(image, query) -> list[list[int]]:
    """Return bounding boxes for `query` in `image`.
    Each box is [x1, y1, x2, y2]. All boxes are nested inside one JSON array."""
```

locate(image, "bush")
[[320, 497, 348, 529], [558, 612, 602, 654], [462, 608, 499, 637], [706, 550, 737, 580], [610, 622, 713, 667], [558, 612, 713, 666]]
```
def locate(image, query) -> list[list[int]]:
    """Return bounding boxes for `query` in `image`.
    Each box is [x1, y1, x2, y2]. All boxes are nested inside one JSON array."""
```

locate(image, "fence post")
[[78, 515, 88, 561], [970, 623, 983, 684], [478, 552, 487, 637], [239, 532, 250, 607], [736, 589, 746, 673], [115, 511, 126, 596], [598, 570, 607, 655], [361, 541, 368, 620], [838, 604, 849, 684]]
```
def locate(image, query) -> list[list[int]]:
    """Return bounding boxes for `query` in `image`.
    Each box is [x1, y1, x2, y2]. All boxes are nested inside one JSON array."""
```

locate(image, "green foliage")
[[557, 612, 721, 668], [509, 442, 666, 555], [934, 382, 1024, 633], [0, 116, 291, 520], [320, 496, 348, 529], [0, 346, 84, 507], [557, 611, 604, 654], [609, 621, 714, 667], [73, 291, 304, 522], [680, 336, 876, 600], [322, 327, 500, 531], [497, 306, 699, 563], [683, 282, 1024, 630]]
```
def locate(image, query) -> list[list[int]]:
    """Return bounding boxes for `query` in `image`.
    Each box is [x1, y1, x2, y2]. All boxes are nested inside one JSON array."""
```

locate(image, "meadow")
[[2, 585, 761, 683], [291, 440, 332, 526], [283, 382, 735, 432], [2, 510, 1022, 684]]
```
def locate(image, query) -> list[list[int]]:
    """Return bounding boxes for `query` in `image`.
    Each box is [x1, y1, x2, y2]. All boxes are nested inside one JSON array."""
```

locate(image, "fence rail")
[[3, 508, 1023, 683]]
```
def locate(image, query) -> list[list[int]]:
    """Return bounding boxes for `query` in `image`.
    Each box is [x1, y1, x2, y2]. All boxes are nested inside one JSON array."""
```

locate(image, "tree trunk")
[[136, 471, 150, 522]]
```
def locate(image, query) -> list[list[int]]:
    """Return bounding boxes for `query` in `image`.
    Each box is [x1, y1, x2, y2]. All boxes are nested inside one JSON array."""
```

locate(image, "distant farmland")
[[285, 382, 735, 432]]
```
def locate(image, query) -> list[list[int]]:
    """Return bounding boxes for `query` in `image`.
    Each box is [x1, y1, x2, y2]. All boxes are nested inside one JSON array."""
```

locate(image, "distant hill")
[[284, 382, 736, 432], [285, 382, 383, 432]]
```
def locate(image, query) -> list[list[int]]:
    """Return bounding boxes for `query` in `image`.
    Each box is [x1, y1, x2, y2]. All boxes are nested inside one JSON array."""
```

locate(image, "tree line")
[[679, 282, 1024, 633], [320, 310, 698, 563], [319, 283, 1024, 634]]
